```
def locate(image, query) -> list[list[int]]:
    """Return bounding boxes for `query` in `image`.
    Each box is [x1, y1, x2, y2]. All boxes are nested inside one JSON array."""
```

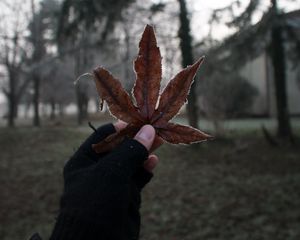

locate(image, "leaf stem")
[[73, 73, 93, 85]]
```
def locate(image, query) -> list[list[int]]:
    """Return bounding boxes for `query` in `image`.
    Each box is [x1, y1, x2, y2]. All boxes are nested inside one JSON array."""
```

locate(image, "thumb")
[[134, 125, 156, 151]]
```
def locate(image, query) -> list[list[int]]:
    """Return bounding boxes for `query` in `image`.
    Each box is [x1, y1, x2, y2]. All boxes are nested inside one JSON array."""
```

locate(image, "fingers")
[[132, 127, 160, 190], [144, 154, 159, 172], [79, 123, 117, 152], [134, 125, 156, 151], [149, 135, 164, 152], [115, 121, 163, 153], [113, 120, 127, 132], [95, 138, 149, 178], [64, 123, 116, 174], [132, 154, 159, 190]]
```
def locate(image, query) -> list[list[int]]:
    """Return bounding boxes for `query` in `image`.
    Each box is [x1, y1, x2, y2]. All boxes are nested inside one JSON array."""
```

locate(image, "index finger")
[[114, 120, 163, 152], [150, 135, 164, 152]]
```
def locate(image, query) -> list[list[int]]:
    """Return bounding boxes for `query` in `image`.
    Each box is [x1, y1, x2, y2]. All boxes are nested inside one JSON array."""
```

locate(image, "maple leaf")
[[92, 25, 211, 153]]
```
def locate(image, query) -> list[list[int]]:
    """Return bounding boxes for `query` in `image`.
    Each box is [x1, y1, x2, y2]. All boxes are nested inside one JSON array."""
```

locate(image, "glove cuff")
[[49, 210, 125, 240], [29, 233, 42, 240], [49, 211, 93, 240]]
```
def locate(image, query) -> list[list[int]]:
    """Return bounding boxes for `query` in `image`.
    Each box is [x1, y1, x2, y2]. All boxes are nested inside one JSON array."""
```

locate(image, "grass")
[[0, 123, 300, 240], [0, 126, 85, 239]]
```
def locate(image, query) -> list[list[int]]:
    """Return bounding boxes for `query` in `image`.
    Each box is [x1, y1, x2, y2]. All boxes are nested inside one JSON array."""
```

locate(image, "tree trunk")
[[24, 101, 31, 119], [82, 95, 88, 119], [7, 93, 19, 127], [270, 0, 292, 139], [76, 85, 83, 125], [75, 42, 90, 125], [7, 74, 16, 127], [58, 104, 65, 117], [33, 74, 40, 126], [8, 95, 16, 127], [76, 85, 88, 125], [94, 97, 99, 113], [177, 0, 199, 128], [50, 99, 56, 120]]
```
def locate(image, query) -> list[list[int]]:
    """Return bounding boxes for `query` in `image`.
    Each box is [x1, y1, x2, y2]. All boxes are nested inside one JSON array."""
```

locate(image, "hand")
[[49, 123, 161, 240], [114, 121, 160, 175]]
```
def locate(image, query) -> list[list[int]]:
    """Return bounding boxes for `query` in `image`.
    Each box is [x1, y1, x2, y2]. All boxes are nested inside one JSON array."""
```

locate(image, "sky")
[[0, 0, 299, 104], [190, 0, 300, 14], [189, 0, 300, 40]]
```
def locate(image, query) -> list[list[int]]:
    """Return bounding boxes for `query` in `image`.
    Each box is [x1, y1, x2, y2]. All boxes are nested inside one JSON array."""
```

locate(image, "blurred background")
[[0, 0, 300, 239]]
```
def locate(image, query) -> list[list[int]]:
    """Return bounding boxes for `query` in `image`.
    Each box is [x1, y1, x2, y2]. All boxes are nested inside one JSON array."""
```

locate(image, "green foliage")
[[150, 3, 165, 13], [227, 0, 261, 30], [200, 72, 258, 118], [57, 0, 136, 42], [208, 0, 261, 32], [206, 0, 296, 138], [205, 0, 300, 72], [28, 0, 60, 63]]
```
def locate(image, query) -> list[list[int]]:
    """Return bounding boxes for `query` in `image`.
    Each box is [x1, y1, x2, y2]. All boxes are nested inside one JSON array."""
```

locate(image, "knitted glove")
[[48, 123, 153, 240]]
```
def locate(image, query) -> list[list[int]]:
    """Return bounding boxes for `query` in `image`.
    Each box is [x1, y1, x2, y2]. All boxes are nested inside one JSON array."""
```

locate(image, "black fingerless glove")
[[47, 123, 153, 240]]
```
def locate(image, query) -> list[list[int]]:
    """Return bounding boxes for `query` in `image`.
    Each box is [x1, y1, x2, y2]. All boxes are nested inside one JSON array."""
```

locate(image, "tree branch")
[[2, 87, 9, 97]]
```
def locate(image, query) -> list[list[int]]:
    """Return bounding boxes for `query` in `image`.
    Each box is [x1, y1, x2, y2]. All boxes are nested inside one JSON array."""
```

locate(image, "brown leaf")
[[151, 57, 204, 126], [93, 67, 142, 123], [133, 24, 162, 120], [93, 124, 140, 153], [92, 25, 211, 153], [157, 123, 212, 144]]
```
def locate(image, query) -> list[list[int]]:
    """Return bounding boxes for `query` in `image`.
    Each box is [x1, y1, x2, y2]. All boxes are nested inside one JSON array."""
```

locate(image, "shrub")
[[199, 72, 258, 134]]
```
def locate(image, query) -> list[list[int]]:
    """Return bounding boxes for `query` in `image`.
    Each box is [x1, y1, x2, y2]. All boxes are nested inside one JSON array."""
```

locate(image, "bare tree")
[[27, 0, 60, 126], [0, 0, 30, 127], [56, 0, 139, 124], [40, 58, 75, 119], [29, 0, 45, 126]]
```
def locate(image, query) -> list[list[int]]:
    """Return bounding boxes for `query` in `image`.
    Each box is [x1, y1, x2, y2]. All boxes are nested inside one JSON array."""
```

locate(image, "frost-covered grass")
[[175, 116, 300, 133], [0, 125, 300, 240]]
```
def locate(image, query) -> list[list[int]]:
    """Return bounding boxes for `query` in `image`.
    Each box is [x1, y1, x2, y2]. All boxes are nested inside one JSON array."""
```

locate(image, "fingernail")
[[136, 125, 154, 141], [145, 160, 156, 170], [144, 156, 158, 172]]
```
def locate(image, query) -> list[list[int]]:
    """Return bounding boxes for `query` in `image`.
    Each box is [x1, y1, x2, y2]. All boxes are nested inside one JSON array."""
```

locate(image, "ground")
[[0, 119, 300, 240]]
